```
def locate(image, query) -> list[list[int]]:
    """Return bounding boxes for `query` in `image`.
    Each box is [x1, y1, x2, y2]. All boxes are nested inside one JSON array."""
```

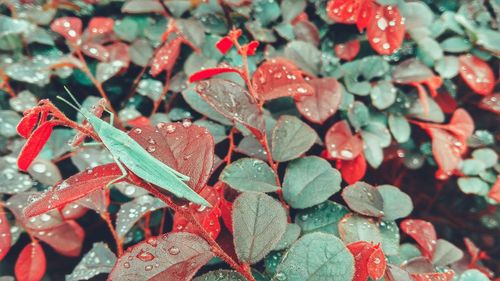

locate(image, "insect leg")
[[82, 142, 102, 147], [105, 158, 128, 189], [101, 105, 115, 126]]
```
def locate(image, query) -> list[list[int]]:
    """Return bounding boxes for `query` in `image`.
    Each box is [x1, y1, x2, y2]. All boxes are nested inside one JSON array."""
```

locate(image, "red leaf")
[[17, 121, 56, 172], [326, 0, 369, 24], [428, 128, 462, 175], [126, 116, 151, 128], [335, 39, 361, 61], [293, 20, 320, 46], [324, 120, 364, 160], [367, 5, 405, 55], [50, 17, 82, 44], [129, 122, 215, 193], [220, 196, 233, 233], [433, 92, 457, 114], [411, 271, 454, 281], [32, 220, 84, 257], [108, 232, 214, 281], [356, 1, 376, 32], [0, 206, 11, 262], [478, 93, 500, 114], [107, 42, 130, 69], [401, 219, 437, 259], [458, 54, 495, 95], [295, 77, 342, 124], [24, 163, 124, 218], [150, 38, 182, 77], [81, 42, 110, 61], [336, 153, 366, 184], [216, 36, 233, 54], [172, 186, 222, 239], [15, 242, 46, 281], [252, 58, 313, 101], [189, 67, 241, 83], [488, 177, 500, 203], [86, 17, 114, 37], [246, 40, 259, 55], [446, 108, 474, 142], [17, 112, 39, 138], [347, 241, 386, 281]]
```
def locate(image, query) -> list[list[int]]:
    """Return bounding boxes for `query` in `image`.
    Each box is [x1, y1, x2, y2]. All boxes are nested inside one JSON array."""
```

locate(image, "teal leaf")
[[379, 220, 400, 256], [275, 232, 355, 281], [441, 36, 472, 53], [253, 0, 281, 26], [371, 81, 397, 110], [378, 184, 413, 220], [283, 156, 341, 209], [193, 270, 246, 281], [114, 17, 139, 42], [182, 87, 232, 126], [459, 159, 486, 176], [388, 114, 411, 143], [271, 115, 317, 162], [274, 223, 301, 251], [176, 19, 205, 49], [220, 158, 278, 193], [347, 101, 370, 130], [66, 242, 116, 281], [116, 195, 166, 239], [457, 177, 489, 195], [284, 40, 321, 74], [342, 182, 384, 217], [295, 201, 349, 236], [232, 193, 287, 264], [458, 269, 490, 281], [194, 120, 227, 144], [432, 239, 463, 266], [339, 214, 383, 244], [435, 56, 459, 79], [472, 148, 498, 168]]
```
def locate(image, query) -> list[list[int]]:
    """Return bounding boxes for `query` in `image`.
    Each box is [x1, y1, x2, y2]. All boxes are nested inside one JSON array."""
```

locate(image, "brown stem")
[[101, 211, 124, 257], [224, 127, 237, 164]]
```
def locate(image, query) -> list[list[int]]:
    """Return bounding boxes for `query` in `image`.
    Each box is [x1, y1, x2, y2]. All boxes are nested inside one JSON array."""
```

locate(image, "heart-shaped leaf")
[[342, 182, 384, 217], [367, 5, 405, 55], [232, 192, 287, 264], [295, 77, 343, 124], [275, 232, 355, 281], [50, 17, 82, 44], [108, 232, 214, 281], [220, 158, 278, 193], [378, 184, 413, 220], [283, 156, 341, 209]]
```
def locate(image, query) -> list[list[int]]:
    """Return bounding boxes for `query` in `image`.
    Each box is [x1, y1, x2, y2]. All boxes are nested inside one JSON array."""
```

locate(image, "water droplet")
[[136, 250, 155, 261], [134, 128, 142, 134], [168, 246, 180, 255]]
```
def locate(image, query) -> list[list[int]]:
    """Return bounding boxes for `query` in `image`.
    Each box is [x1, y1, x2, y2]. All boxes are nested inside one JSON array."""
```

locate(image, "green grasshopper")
[[57, 88, 211, 207]]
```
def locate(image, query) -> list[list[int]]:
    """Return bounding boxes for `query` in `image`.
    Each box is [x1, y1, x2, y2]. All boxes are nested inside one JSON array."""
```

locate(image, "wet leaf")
[[0, 110, 22, 138], [295, 77, 342, 124], [342, 182, 384, 217], [121, 0, 165, 13], [66, 242, 116, 281], [336, 153, 367, 184], [232, 192, 287, 264], [275, 232, 355, 281], [339, 214, 382, 244], [116, 195, 167, 239], [458, 269, 490, 281], [32, 220, 84, 257], [388, 114, 411, 143], [367, 5, 405, 55], [458, 54, 494, 95], [271, 115, 316, 162], [17, 121, 56, 171], [400, 219, 437, 259], [431, 239, 463, 267], [50, 17, 82, 44], [347, 241, 387, 281], [220, 158, 278, 193], [0, 206, 11, 262], [150, 38, 182, 76], [335, 40, 360, 61], [108, 232, 214, 281], [283, 156, 341, 209], [189, 67, 241, 83], [295, 201, 349, 236], [15, 242, 46, 281], [325, 120, 363, 160], [193, 270, 245, 281], [274, 223, 301, 251], [378, 184, 413, 220]]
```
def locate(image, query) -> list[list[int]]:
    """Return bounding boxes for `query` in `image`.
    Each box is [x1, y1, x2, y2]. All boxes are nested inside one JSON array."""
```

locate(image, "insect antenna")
[[63, 86, 83, 108], [56, 86, 83, 112]]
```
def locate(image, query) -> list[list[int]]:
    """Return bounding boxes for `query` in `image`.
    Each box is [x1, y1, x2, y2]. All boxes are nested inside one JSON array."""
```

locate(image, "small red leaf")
[[458, 54, 495, 95], [0, 206, 11, 262], [325, 120, 364, 160], [401, 219, 437, 259], [17, 121, 56, 172], [189, 67, 241, 83], [411, 271, 454, 281], [336, 153, 366, 184], [150, 37, 182, 77], [446, 108, 474, 142], [478, 93, 500, 114], [50, 17, 82, 44], [15, 242, 46, 281], [107, 42, 131, 69], [347, 241, 386, 281], [428, 128, 462, 175], [86, 17, 114, 37], [367, 245, 386, 279], [216, 36, 233, 54], [433, 92, 457, 114], [295, 77, 343, 124], [246, 40, 259, 55], [17, 112, 39, 138], [252, 58, 313, 101], [335, 39, 361, 61], [81, 42, 110, 61], [488, 177, 500, 203], [126, 116, 151, 128], [367, 5, 405, 55], [32, 220, 84, 257], [327, 0, 367, 24], [24, 163, 124, 218]]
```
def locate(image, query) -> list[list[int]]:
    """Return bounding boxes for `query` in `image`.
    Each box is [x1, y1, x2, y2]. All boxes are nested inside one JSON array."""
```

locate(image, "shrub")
[[0, 0, 498, 280]]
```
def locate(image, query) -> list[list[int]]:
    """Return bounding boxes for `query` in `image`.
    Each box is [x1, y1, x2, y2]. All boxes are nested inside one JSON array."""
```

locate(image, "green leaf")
[[371, 81, 397, 110], [457, 177, 489, 195], [432, 239, 463, 266], [114, 17, 139, 42], [418, 37, 444, 62], [283, 156, 341, 209], [435, 56, 459, 79], [193, 270, 246, 281], [274, 223, 301, 251], [284, 40, 321, 74], [342, 182, 384, 217], [220, 158, 278, 193], [176, 19, 205, 49], [275, 233, 354, 281], [388, 114, 411, 143], [458, 269, 490, 281], [66, 242, 116, 281], [472, 148, 498, 168], [253, 0, 281, 26], [281, 0, 307, 22], [347, 101, 370, 130], [379, 220, 400, 256], [378, 184, 413, 220], [360, 56, 390, 80], [459, 159, 486, 176], [441, 36, 472, 53], [194, 120, 227, 144], [116, 195, 166, 239], [182, 86, 232, 125], [271, 115, 317, 162], [129, 39, 153, 67], [475, 28, 500, 54], [295, 201, 349, 236], [339, 214, 383, 244], [232, 193, 287, 264]]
